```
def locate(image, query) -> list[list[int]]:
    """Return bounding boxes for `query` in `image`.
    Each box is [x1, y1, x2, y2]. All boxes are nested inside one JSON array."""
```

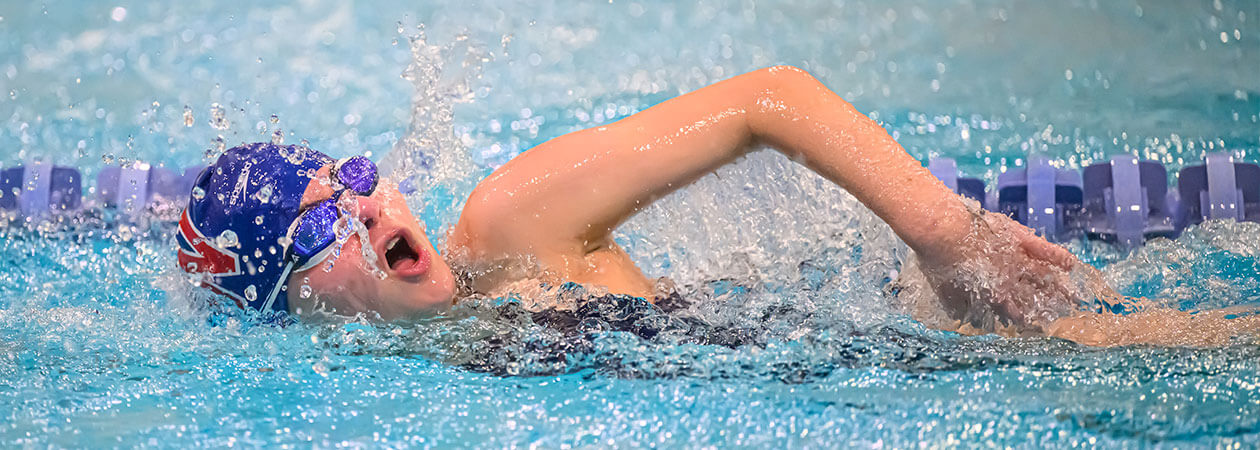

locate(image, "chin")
[[384, 266, 457, 320]]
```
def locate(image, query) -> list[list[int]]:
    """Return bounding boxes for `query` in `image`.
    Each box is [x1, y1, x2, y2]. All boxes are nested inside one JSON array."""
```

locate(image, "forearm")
[[743, 66, 974, 256], [1047, 307, 1260, 347], [459, 66, 972, 260]]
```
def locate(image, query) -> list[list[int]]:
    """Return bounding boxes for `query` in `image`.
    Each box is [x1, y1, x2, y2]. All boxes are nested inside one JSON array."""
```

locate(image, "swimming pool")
[[2, 0, 1259, 446]]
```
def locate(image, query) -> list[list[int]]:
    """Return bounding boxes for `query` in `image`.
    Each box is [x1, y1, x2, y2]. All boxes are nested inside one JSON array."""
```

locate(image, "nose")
[[349, 194, 383, 230]]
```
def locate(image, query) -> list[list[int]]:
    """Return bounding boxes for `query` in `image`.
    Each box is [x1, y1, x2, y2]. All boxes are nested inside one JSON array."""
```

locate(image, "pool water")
[[3, 0, 1260, 446]]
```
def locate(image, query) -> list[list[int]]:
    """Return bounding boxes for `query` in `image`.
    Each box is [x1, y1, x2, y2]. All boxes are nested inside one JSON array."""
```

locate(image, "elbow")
[[758, 64, 816, 81], [745, 64, 844, 118], [753, 65, 827, 99]]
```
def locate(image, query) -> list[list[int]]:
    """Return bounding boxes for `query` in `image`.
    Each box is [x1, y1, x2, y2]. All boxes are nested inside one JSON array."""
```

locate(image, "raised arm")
[[451, 66, 1093, 326], [455, 67, 971, 261]]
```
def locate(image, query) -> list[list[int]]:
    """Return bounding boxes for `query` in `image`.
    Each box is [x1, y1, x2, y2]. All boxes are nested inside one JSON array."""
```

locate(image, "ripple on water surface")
[[1, 0, 1259, 446]]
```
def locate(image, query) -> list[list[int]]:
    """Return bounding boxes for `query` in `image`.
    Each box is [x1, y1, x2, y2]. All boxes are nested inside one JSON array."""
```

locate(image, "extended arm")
[[454, 66, 974, 266], [451, 65, 1091, 329], [1047, 306, 1260, 347]]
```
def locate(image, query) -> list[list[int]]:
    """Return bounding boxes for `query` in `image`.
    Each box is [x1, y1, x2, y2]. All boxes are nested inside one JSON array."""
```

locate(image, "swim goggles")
[[261, 155, 378, 311]]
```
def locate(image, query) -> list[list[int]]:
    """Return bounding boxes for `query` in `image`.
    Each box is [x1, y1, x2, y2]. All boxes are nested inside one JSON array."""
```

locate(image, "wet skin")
[[284, 65, 1258, 346], [286, 165, 456, 321]]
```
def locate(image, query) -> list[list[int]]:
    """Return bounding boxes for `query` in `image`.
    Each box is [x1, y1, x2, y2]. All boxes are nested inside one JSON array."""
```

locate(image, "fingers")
[[1019, 237, 1078, 271]]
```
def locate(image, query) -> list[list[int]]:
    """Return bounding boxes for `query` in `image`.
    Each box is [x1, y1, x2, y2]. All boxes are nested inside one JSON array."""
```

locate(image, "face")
[[286, 165, 456, 321]]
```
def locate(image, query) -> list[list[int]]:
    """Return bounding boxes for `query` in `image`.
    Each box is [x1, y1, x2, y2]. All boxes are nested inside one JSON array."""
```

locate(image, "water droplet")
[[270, 114, 279, 124], [183, 106, 194, 127], [205, 136, 227, 161], [8, 90, 15, 99], [101, 153, 115, 164], [254, 215, 264, 225], [216, 230, 239, 248], [271, 128, 284, 145], [192, 186, 206, 199], [209, 103, 229, 130], [244, 284, 257, 301], [300, 285, 312, 299], [254, 248, 263, 259], [255, 185, 273, 204]]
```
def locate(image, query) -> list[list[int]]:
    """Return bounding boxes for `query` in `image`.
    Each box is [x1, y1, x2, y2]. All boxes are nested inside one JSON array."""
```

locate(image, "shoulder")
[[449, 180, 514, 261], [448, 174, 572, 263]]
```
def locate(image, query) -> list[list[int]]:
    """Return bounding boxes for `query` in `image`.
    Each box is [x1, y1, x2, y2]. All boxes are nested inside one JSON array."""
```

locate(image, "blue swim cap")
[[177, 142, 333, 313]]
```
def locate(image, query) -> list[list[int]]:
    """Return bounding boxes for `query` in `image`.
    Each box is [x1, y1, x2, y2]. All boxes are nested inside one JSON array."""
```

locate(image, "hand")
[[911, 205, 1117, 331]]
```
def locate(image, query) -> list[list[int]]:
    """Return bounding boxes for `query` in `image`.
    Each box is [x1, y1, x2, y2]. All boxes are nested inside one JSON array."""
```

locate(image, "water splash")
[[380, 27, 491, 238], [1, 1, 1259, 447]]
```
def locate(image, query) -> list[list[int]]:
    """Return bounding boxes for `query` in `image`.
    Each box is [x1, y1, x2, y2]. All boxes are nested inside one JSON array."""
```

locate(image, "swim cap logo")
[[177, 208, 242, 281]]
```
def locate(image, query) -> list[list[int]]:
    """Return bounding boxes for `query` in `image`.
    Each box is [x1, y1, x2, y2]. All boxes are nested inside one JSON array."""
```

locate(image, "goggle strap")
[[294, 243, 337, 273], [262, 261, 295, 313]]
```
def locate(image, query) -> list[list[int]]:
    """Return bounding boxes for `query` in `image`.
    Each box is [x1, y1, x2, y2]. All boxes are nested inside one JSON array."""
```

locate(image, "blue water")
[[2, 0, 1260, 446]]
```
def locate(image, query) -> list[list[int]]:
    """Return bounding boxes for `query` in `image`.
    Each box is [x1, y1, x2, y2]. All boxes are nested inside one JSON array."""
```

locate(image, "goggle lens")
[[334, 156, 378, 195], [291, 199, 339, 260]]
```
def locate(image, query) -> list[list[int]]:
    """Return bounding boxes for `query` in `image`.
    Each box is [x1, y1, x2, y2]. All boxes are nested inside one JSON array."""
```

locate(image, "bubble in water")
[[191, 186, 206, 199], [209, 103, 229, 130], [244, 284, 257, 301], [255, 185, 273, 204], [271, 128, 284, 145], [183, 106, 194, 127], [216, 230, 239, 248]]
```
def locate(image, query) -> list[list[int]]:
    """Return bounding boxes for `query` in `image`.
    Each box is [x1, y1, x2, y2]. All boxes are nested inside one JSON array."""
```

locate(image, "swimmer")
[[177, 66, 1258, 346]]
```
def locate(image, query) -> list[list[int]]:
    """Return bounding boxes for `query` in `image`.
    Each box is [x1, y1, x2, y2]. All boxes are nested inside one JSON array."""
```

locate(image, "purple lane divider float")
[[1082, 155, 1181, 248], [928, 157, 987, 209], [926, 152, 1259, 247], [96, 163, 205, 218], [995, 155, 1084, 241], [1177, 153, 1260, 226], [0, 160, 83, 217]]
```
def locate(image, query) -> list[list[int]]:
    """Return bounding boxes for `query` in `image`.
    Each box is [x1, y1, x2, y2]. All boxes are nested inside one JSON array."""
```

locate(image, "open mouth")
[[383, 233, 430, 277]]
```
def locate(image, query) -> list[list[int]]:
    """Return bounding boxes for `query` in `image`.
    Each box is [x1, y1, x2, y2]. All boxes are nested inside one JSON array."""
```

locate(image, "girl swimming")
[[176, 65, 1258, 346]]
